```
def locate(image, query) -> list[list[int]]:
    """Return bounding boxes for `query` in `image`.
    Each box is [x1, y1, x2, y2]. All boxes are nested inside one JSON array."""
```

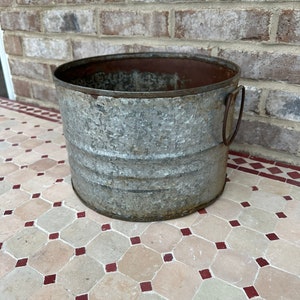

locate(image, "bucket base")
[[71, 179, 226, 222]]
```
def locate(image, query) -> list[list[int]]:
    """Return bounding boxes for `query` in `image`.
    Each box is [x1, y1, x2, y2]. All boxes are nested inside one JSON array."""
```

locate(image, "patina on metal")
[[54, 52, 244, 222]]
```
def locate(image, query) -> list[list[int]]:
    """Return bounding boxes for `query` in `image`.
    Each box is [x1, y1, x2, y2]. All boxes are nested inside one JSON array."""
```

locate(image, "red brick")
[[277, 10, 300, 43], [219, 49, 300, 84], [17, 0, 64, 4], [12, 78, 31, 98], [235, 119, 300, 155], [175, 9, 270, 41], [0, 0, 14, 6], [31, 83, 58, 104], [4, 35, 23, 56], [9, 59, 51, 81], [100, 10, 169, 37], [0, 11, 41, 32]]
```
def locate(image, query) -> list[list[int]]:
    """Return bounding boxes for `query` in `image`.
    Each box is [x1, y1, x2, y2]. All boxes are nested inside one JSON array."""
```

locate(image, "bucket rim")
[[53, 52, 241, 98]]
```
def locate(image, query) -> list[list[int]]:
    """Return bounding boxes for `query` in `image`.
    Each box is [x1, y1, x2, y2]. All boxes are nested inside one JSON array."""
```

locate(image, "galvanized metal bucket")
[[54, 52, 244, 221]]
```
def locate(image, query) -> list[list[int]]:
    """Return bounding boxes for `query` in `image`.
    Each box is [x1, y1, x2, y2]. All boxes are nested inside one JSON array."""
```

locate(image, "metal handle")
[[222, 85, 245, 146]]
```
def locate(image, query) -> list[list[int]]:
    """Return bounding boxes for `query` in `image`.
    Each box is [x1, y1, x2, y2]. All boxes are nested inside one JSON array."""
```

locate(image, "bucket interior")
[[54, 54, 239, 94]]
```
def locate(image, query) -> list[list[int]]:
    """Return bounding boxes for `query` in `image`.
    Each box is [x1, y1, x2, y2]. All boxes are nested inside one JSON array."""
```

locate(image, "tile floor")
[[0, 97, 299, 300]]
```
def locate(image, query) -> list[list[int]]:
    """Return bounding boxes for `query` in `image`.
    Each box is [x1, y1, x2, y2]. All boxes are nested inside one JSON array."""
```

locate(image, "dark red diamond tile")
[[130, 236, 141, 245], [260, 172, 286, 182], [287, 171, 300, 179], [233, 157, 247, 165], [241, 201, 251, 207], [199, 269, 212, 280], [250, 162, 264, 169], [41, 155, 48, 158], [4, 210, 13, 215], [0, 242, 2, 250], [215, 242, 227, 249], [37, 172, 45, 176], [105, 262, 117, 272], [15, 258, 28, 267], [53, 202, 62, 207], [5, 158, 13, 162], [163, 253, 173, 262], [286, 179, 300, 187], [256, 257, 269, 267], [12, 143, 18, 146], [75, 247, 86, 256], [238, 167, 259, 175], [283, 195, 293, 201], [229, 220, 240, 227], [76, 294, 88, 300], [25, 149, 32, 153], [140, 281, 152, 292], [24, 221, 34, 227], [0, 177, 4, 182], [0, 139, 4, 142], [32, 193, 41, 199], [55, 178, 64, 183], [58, 160, 65, 164], [251, 186, 258, 191], [49, 233, 59, 240], [198, 208, 207, 214], [61, 145, 66, 148], [266, 233, 279, 241], [17, 131, 23, 134], [21, 165, 28, 169], [243, 286, 259, 298], [225, 177, 230, 182], [44, 274, 56, 285], [31, 136, 37, 139], [13, 184, 21, 189], [181, 228, 192, 236], [77, 211, 85, 218], [101, 223, 111, 231], [45, 140, 52, 144], [276, 212, 287, 218], [47, 128, 54, 131], [227, 163, 238, 169], [267, 167, 283, 174]]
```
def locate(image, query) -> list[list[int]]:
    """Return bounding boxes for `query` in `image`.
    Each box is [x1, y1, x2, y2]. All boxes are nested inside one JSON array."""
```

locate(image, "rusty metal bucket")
[[54, 52, 244, 221]]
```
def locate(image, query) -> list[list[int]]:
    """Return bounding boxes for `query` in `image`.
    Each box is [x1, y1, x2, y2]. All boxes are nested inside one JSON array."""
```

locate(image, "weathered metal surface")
[[54, 52, 242, 221]]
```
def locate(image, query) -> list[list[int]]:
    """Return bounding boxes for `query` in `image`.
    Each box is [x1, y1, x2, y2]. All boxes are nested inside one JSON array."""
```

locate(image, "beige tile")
[[275, 218, 300, 246], [139, 292, 167, 300], [118, 245, 163, 282], [226, 227, 269, 258], [1, 190, 30, 210], [61, 218, 101, 247], [238, 207, 278, 233], [87, 230, 130, 264], [166, 212, 199, 228], [255, 266, 300, 300], [249, 190, 286, 213], [152, 261, 201, 300], [4, 227, 48, 258], [42, 183, 75, 203], [194, 278, 248, 300], [0, 215, 24, 241], [90, 273, 141, 300], [0, 252, 16, 279], [19, 138, 44, 150], [266, 240, 300, 275], [141, 222, 182, 253], [28, 158, 57, 172], [37, 206, 76, 233], [222, 182, 252, 203], [0, 162, 19, 176], [112, 219, 150, 237], [206, 197, 242, 220], [6, 167, 37, 185], [45, 164, 71, 179], [21, 175, 54, 193], [31, 284, 73, 300], [86, 208, 114, 225], [211, 249, 258, 287], [0, 266, 43, 299], [258, 178, 292, 195], [34, 142, 62, 155], [58, 255, 104, 295], [284, 198, 300, 221], [0, 179, 11, 195], [29, 240, 73, 274], [229, 169, 260, 187], [192, 214, 231, 242], [6, 134, 29, 144], [14, 198, 51, 221], [173, 236, 216, 269], [13, 150, 43, 166]]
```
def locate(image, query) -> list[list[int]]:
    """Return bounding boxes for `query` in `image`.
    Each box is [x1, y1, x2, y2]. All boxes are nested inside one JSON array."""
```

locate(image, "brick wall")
[[1, 0, 300, 164]]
